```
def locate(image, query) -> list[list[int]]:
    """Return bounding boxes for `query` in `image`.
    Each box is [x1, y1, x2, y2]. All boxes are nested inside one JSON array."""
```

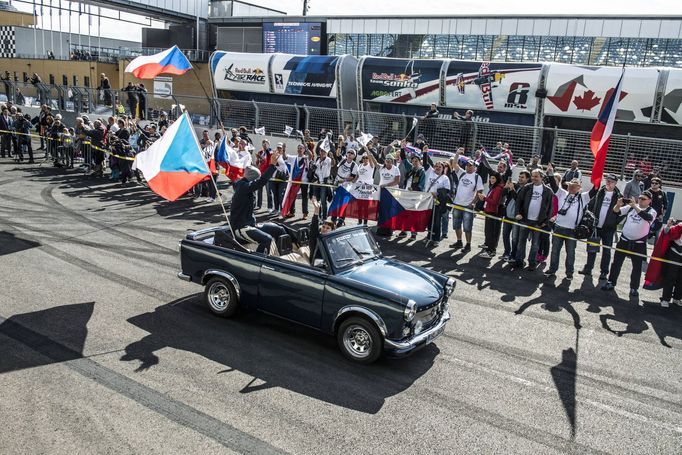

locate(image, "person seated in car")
[[309, 196, 335, 265]]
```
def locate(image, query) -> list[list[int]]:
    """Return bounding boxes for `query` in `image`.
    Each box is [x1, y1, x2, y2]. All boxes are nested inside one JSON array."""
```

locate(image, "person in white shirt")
[[511, 158, 526, 183], [449, 153, 484, 252], [311, 146, 333, 219], [281, 143, 310, 219], [580, 173, 621, 280], [544, 177, 591, 279], [355, 148, 377, 225], [332, 149, 358, 227], [602, 191, 657, 296], [425, 161, 451, 246], [378, 154, 401, 188], [236, 138, 253, 167]]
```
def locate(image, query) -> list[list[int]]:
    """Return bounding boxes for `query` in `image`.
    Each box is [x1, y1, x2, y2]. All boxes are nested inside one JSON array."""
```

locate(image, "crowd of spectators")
[[0, 115, 679, 308]]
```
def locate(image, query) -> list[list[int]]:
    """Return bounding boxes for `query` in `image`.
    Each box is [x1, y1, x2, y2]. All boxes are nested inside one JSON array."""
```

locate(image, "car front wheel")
[[204, 276, 238, 317], [337, 317, 382, 364]]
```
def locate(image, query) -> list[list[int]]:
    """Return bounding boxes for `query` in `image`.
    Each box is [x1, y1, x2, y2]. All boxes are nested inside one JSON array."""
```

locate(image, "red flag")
[[589, 70, 625, 188]]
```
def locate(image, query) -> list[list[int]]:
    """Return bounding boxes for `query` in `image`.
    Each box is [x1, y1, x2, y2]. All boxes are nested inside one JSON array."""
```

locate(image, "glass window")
[[434, 35, 449, 58], [448, 35, 463, 59], [475, 35, 493, 61], [357, 34, 368, 57], [507, 35, 525, 62], [572, 37, 593, 65], [523, 36, 540, 62], [539, 36, 558, 62], [462, 35, 478, 60], [492, 35, 508, 61]]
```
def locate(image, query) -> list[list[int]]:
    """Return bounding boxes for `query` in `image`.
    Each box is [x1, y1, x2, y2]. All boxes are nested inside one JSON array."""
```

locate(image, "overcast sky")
[[11, 0, 682, 42]]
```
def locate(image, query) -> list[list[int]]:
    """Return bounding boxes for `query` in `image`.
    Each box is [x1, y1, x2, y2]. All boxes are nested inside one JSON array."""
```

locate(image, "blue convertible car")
[[177, 224, 452, 364]]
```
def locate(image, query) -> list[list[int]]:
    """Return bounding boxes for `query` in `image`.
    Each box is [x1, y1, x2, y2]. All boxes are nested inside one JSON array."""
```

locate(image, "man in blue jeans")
[[510, 169, 553, 271], [544, 177, 591, 279], [230, 149, 286, 254], [449, 155, 484, 252]]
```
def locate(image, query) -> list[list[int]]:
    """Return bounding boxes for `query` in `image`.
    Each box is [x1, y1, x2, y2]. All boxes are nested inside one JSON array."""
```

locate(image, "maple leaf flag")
[[590, 71, 625, 188], [574, 90, 601, 111]]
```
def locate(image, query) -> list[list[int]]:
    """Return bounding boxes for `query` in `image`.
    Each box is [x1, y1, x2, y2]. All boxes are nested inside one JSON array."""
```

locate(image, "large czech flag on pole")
[[378, 188, 434, 232], [124, 45, 193, 80], [133, 112, 209, 201], [328, 182, 381, 221], [590, 70, 625, 188]]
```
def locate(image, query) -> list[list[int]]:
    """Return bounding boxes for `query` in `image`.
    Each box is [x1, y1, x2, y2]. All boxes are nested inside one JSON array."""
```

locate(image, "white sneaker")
[[673, 299, 682, 307], [267, 208, 275, 214], [660, 300, 670, 308], [479, 251, 493, 259], [206, 197, 215, 203]]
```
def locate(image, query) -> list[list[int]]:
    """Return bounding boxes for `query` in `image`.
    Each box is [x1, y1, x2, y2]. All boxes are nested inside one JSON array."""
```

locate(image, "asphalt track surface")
[[0, 161, 680, 455]]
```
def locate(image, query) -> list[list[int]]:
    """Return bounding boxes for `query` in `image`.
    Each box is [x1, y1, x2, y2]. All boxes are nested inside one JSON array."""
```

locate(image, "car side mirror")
[[313, 258, 327, 269]]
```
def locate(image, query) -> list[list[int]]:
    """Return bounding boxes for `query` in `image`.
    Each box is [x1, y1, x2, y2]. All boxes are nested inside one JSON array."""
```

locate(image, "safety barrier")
[[3, 81, 682, 185]]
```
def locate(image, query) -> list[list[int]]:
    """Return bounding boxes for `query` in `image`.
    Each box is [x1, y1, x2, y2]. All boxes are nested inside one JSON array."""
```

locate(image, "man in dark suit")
[[0, 106, 14, 158]]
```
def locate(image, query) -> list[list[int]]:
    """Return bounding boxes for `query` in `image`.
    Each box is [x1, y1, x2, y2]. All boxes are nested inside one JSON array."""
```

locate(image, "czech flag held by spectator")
[[215, 137, 249, 181], [124, 45, 193, 79], [133, 112, 209, 201], [280, 158, 306, 217], [378, 187, 434, 232], [590, 70, 625, 188], [328, 183, 381, 220]]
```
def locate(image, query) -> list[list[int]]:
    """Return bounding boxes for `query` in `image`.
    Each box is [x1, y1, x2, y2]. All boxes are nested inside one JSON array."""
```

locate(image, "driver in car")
[[230, 148, 287, 254], [309, 196, 335, 265]]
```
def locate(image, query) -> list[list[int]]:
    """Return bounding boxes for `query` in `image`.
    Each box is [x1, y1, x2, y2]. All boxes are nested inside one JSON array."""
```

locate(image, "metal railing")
[[3, 80, 681, 185]]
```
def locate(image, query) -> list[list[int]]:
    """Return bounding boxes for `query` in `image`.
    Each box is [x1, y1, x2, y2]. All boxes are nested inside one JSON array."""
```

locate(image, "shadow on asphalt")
[[120, 295, 438, 414], [0, 231, 41, 256], [0, 302, 94, 374]]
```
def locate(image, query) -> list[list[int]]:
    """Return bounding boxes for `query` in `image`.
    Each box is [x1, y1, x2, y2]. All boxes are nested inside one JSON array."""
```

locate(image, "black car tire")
[[337, 316, 382, 364], [204, 277, 238, 317]]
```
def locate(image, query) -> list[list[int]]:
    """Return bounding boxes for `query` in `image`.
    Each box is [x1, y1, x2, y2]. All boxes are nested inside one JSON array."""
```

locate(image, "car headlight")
[[404, 299, 416, 322], [445, 277, 455, 297]]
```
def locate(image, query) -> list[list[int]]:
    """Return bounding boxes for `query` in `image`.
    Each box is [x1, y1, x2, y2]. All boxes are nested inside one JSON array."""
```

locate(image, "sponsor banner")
[[544, 65, 659, 122], [210, 51, 270, 94], [658, 69, 682, 125], [445, 61, 542, 113], [360, 57, 443, 105], [153, 76, 173, 99], [271, 54, 339, 97]]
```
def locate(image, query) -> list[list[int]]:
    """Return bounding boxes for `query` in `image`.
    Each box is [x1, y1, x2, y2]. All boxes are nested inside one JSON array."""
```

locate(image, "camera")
[[557, 207, 569, 216], [622, 198, 633, 204]]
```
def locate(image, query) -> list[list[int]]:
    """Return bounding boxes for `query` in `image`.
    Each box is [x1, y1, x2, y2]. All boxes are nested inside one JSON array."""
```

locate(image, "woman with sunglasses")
[[355, 146, 378, 225]]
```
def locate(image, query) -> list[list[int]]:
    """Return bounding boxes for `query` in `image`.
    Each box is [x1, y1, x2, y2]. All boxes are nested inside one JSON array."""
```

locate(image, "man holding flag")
[[280, 143, 310, 220]]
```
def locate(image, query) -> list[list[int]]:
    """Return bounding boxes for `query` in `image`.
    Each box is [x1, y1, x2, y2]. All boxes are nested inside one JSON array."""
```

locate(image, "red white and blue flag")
[[590, 70, 625, 187], [378, 188, 434, 232], [124, 45, 193, 80], [328, 183, 380, 221], [133, 112, 209, 201], [280, 158, 306, 217], [215, 137, 248, 181]]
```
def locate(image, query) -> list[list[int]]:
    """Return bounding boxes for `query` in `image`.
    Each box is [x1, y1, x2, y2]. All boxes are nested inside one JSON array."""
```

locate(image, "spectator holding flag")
[[332, 148, 358, 227], [281, 143, 311, 219], [424, 161, 451, 246], [311, 141, 333, 219], [356, 145, 377, 225], [255, 139, 272, 211], [397, 150, 426, 239]]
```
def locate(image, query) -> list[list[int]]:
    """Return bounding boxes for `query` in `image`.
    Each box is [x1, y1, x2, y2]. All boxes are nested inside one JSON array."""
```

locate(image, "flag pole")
[[183, 110, 235, 238]]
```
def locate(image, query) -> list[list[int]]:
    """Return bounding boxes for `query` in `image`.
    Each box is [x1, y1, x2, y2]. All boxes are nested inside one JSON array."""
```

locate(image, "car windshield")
[[326, 230, 381, 269]]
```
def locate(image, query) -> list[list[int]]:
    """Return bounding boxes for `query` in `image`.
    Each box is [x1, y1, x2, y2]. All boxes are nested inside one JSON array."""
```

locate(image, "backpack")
[[573, 195, 596, 240]]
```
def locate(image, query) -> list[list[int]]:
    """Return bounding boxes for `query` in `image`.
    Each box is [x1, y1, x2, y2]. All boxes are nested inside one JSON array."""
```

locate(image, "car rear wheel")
[[204, 277, 238, 317], [337, 317, 382, 364]]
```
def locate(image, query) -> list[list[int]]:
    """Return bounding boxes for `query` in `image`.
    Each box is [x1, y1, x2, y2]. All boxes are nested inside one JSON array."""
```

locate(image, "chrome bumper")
[[177, 272, 191, 282], [384, 310, 450, 353]]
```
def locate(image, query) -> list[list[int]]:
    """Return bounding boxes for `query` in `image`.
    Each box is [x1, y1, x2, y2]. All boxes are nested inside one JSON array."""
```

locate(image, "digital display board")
[[263, 22, 322, 55]]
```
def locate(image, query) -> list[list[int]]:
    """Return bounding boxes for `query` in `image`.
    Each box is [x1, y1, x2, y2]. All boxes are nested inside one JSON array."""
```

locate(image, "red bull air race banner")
[[445, 61, 542, 113], [359, 57, 445, 106]]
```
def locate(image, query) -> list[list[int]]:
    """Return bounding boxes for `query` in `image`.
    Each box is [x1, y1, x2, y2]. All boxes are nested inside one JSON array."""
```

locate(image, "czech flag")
[[378, 188, 434, 232], [280, 158, 306, 217], [133, 112, 209, 201], [590, 70, 625, 188], [328, 182, 380, 221], [215, 137, 248, 181], [124, 45, 193, 80]]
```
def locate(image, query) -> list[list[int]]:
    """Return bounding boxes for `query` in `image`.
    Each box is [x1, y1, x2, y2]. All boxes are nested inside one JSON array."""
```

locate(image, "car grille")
[[415, 305, 440, 331]]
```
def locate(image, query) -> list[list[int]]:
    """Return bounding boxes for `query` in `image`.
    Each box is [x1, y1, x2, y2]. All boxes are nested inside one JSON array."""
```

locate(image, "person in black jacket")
[[501, 170, 530, 260], [309, 196, 335, 265], [579, 173, 622, 279], [123, 82, 138, 118], [82, 120, 106, 177], [231, 148, 286, 254], [510, 169, 554, 270], [137, 83, 147, 120]]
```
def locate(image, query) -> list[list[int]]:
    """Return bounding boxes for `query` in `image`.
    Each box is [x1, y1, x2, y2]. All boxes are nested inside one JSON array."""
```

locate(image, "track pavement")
[[0, 162, 680, 454]]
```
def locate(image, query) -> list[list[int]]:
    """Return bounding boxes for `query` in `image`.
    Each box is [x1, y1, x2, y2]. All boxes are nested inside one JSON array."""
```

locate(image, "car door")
[[257, 257, 326, 329]]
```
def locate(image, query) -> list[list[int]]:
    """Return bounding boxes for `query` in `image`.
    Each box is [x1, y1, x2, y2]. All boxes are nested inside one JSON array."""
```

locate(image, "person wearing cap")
[[331, 148, 359, 227], [374, 153, 402, 237], [580, 173, 622, 279], [510, 168, 554, 270], [648, 177, 668, 239], [82, 119, 106, 177], [602, 191, 657, 297], [543, 165, 592, 279], [623, 170, 644, 200], [230, 148, 286, 254], [355, 145, 378, 225], [449, 151, 484, 252]]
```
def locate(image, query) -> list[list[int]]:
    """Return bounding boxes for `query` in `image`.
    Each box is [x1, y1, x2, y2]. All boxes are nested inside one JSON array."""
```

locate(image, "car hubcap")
[[343, 324, 372, 358], [208, 283, 230, 311]]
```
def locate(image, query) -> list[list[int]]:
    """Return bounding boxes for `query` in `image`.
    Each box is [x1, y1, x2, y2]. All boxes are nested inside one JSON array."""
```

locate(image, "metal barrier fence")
[[3, 81, 681, 185]]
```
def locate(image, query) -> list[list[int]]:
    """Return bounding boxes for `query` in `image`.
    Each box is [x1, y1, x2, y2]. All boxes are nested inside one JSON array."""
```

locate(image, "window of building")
[[62, 75, 68, 85], [49, 74, 55, 85]]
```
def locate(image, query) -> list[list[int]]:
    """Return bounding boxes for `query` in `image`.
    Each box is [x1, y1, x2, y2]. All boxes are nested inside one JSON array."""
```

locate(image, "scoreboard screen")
[[263, 22, 322, 55]]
